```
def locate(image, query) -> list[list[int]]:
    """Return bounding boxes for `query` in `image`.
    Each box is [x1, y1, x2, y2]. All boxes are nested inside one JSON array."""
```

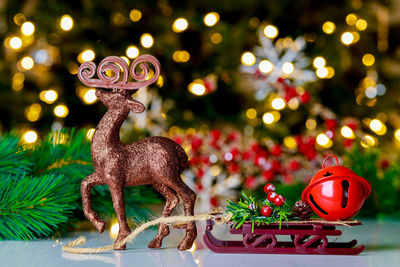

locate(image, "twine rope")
[[62, 208, 231, 254]]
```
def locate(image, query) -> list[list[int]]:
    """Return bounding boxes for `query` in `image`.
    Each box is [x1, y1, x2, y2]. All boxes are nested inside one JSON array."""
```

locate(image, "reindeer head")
[[77, 55, 160, 113]]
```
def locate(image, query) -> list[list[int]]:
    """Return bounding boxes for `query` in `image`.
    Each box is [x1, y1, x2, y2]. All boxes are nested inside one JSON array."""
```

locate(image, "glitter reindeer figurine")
[[77, 55, 197, 250]]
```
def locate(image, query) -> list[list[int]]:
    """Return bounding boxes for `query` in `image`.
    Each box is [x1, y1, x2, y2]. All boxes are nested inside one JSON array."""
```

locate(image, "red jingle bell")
[[301, 154, 371, 221]]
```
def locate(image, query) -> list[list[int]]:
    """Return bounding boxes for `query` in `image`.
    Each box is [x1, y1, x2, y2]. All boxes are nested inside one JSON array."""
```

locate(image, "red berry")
[[380, 159, 389, 170], [347, 121, 358, 130], [196, 168, 204, 178], [325, 119, 338, 130], [277, 77, 285, 83], [267, 192, 277, 202], [270, 145, 283, 157], [195, 183, 203, 191], [299, 91, 311, 104], [264, 183, 275, 194], [173, 137, 183, 145], [262, 170, 274, 181], [191, 137, 202, 150], [244, 176, 257, 189], [289, 160, 301, 171], [273, 195, 285, 206], [242, 151, 251, 160], [261, 206, 273, 217], [210, 197, 218, 207], [343, 139, 354, 148], [210, 129, 221, 140], [227, 163, 240, 173], [271, 160, 281, 172]]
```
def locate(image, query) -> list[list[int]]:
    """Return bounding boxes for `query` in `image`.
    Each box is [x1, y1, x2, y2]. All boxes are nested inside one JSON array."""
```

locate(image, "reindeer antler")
[[77, 55, 160, 91]]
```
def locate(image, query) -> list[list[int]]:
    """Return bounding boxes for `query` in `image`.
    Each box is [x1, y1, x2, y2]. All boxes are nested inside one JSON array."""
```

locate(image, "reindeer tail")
[[175, 143, 189, 171]]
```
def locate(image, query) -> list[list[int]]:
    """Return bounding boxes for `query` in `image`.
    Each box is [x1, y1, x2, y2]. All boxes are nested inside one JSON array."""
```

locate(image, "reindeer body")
[[79, 55, 197, 251]]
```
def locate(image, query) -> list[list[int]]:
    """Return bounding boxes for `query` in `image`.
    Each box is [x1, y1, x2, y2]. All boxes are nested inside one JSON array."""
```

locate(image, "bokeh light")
[[140, 33, 154, 48], [263, 25, 278, 38], [204, 12, 220, 27], [60, 15, 74, 31]]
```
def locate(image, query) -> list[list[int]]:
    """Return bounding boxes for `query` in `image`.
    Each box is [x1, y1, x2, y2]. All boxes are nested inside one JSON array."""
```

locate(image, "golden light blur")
[[129, 9, 142, 22], [39, 89, 58, 104], [306, 119, 317, 130], [204, 12, 220, 27], [316, 67, 328, 78], [281, 62, 294, 74], [241, 52, 256, 66], [316, 133, 333, 148], [20, 56, 34, 70], [246, 108, 257, 119], [126, 45, 139, 59], [140, 33, 154, 48], [188, 80, 206, 96], [12, 72, 25, 91], [25, 103, 42, 122], [109, 221, 119, 239], [361, 134, 377, 147], [263, 25, 278, 38], [8, 36, 23, 50], [54, 104, 69, 118], [210, 32, 223, 44], [287, 97, 299, 110], [313, 57, 326, 68], [326, 67, 335, 78], [23, 130, 38, 144], [271, 97, 285, 110], [60, 15, 74, 31], [172, 50, 190, 63], [283, 136, 297, 149], [341, 32, 354, 45], [322, 21, 335, 34], [172, 18, 189, 32], [262, 112, 274, 124], [86, 128, 96, 140], [83, 89, 98, 104], [21, 21, 35, 36], [210, 165, 221, 176], [362, 54, 375, 66], [346, 13, 357, 25], [186, 241, 197, 252], [369, 119, 386, 135], [394, 129, 400, 142], [355, 19, 367, 31], [341, 126, 355, 139], [78, 49, 95, 63], [258, 60, 274, 73]]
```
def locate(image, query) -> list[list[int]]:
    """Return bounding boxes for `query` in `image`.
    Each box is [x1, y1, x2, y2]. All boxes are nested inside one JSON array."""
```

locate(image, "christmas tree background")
[[1, 0, 400, 240]]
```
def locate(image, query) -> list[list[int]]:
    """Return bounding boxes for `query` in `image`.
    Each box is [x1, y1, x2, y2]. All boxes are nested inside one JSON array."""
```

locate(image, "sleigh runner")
[[203, 218, 364, 255]]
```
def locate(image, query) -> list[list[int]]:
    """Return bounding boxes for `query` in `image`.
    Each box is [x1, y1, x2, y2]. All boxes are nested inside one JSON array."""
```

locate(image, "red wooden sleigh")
[[203, 218, 364, 255]]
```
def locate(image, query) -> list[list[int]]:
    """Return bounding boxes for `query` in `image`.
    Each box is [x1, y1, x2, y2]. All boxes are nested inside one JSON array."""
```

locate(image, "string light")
[[355, 19, 367, 31], [316, 67, 328, 78], [262, 112, 275, 124], [283, 136, 297, 149], [258, 60, 273, 73], [370, 119, 386, 135], [263, 25, 278, 38], [14, 13, 26, 25], [241, 52, 256, 66], [313, 57, 326, 68], [78, 49, 95, 63], [316, 133, 332, 148], [140, 33, 154, 48], [129, 9, 142, 22], [394, 129, 400, 142], [210, 33, 223, 44], [341, 32, 354, 45], [25, 103, 42, 122], [126, 45, 139, 59], [86, 128, 95, 140], [306, 119, 317, 130], [362, 54, 375, 66], [54, 104, 69, 118], [281, 62, 294, 74], [322, 21, 335, 34], [23, 130, 38, 144], [326, 67, 335, 78], [21, 56, 34, 70], [188, 80, 206, 96], [60, 15, 74, 31], [246, 108, 257, 119], [346, 13, 357, 25], [361, 134, 377, 147], [172, 18, 188, 32], [204, 12, 220, 27], [12, 72, 25, 91], [39, 89, 58, 104], [341, 126, 355, 139], [83, 89, 97, 104], [21, 21, 35, 36], [271, 97, 285, 110], [9, 36, 22, 49], [172, 50, 190, 63]]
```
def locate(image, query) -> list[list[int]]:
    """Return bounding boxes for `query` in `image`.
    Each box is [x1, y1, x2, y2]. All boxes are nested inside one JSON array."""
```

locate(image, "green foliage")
[[0, 128, 160, 240], [226, 191, 292, 232], [344, 145, 400, 217]]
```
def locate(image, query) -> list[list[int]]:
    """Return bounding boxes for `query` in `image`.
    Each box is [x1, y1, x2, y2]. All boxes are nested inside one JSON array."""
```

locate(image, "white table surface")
[[1, 219, 400, 267]]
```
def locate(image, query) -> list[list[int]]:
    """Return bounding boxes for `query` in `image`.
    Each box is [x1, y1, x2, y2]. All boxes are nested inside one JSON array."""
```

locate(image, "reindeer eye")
[[323, 171, 333, 177]]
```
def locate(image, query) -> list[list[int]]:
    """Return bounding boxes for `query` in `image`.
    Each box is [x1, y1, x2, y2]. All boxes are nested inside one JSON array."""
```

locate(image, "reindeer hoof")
[[94, 220, 107, 233], [148, 238, 162, 249], [177, 240, 195, 251]]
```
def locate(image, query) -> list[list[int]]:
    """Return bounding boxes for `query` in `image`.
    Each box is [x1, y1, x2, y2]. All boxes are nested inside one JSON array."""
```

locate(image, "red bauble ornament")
[[299, 92, 311, 104], [302, 154, 371, 221], [267, 192, 277, 202], [273, 195, 285, 206], [264, 183, 276, 194], [261, 206, 273, 217], [270, 145, 283, 157], [191, 137, 203, 150]]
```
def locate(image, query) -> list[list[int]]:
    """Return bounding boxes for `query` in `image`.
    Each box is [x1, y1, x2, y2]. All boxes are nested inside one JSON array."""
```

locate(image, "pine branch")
[[0, 173, 77, 240], [0, 134, 31, 176]]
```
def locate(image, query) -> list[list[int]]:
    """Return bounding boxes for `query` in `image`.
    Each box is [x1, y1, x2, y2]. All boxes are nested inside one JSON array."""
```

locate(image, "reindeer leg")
[[81, 172, 106, 233], [148, 184, 179, 249], [167, 179, 197, 251], [109, 183, 131, 250]]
